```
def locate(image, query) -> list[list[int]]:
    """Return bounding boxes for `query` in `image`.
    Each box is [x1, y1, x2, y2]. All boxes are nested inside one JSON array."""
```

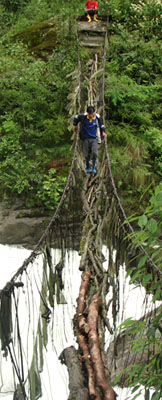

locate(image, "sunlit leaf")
[[146, 218, 158, 234], [155, 192, 162, 206], [142, 274, 152, 285], [138, 254, 148, 269], [138, 215, 147, 228]]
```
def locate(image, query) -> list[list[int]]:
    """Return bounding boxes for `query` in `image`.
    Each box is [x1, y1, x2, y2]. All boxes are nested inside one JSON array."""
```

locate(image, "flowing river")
[[0, 244, 157, 400]]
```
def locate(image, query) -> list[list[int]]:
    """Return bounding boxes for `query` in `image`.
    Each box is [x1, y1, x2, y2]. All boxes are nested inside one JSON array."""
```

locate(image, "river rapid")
[[0, 244, 157, 400]]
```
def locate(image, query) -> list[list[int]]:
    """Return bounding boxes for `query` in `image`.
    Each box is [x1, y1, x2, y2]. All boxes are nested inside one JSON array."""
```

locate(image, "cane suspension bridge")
[[0, 14, 161, 400]]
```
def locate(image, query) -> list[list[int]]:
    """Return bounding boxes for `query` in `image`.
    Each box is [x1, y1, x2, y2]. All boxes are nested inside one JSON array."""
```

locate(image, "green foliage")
[[107, 0, 162, 39], [36, 169, 66, 210], [133, 184, 162, 246], [118, 186, 162, 396], [105, 2, 162, 212], [0, 15, 77, 208], [0, 0, 83, 34], [0, 0, 162, 215], [0, 155, 42, 195], [0, 0, 29, 12]]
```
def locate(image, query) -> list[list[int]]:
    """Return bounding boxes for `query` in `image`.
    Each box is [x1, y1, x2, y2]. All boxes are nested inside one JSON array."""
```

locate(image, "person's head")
[[87, 105, 95, 119]]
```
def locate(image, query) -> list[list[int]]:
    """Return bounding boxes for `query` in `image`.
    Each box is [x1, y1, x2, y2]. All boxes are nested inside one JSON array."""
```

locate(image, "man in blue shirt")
[[73, 106, 106, 173]]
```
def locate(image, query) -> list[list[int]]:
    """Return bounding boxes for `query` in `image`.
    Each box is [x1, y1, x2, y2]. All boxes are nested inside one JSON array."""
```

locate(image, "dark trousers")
[[85, 9, 98, 16], [82, 138, 98, 161]]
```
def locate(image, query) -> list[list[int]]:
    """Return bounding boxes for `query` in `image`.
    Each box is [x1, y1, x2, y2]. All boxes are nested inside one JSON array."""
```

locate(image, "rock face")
[[0, 200, 81, 249], [0, 201, 50, 249], [106, 308, 160, 387], [14, 17, 57, 56], [106, 331, 147, 387]]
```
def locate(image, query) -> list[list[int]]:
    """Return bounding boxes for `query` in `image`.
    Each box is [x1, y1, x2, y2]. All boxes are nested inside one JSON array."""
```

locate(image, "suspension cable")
[[100, 19, 162, 278], [0, 134, 79, 297]]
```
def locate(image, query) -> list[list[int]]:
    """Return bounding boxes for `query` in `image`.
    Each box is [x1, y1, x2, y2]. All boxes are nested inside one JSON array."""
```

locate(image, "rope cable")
[[100, 17, 162, 278], [0, 134, 79, 297], [104, 139, 162, 277]]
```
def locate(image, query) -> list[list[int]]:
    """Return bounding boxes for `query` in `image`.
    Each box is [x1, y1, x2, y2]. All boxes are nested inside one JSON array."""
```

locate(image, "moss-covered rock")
[[14, 17, 57, 56]]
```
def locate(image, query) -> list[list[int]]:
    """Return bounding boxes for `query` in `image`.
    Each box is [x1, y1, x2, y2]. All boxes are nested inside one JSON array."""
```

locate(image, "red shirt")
[[85, 0, 98, 10]]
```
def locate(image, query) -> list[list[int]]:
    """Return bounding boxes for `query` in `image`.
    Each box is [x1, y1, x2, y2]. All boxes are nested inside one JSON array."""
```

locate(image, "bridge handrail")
[[0, 134, 79, 297], [104, 136, 162, 277], [101, 24, 162, 278]]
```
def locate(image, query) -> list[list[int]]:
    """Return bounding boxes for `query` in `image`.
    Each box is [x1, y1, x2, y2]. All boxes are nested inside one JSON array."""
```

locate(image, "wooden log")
[[77, 332, 99, 399], [100, 275, 113, 334], [59, 346, 89, 400], [75, 273, 101, 398], [76, 271, 91, 334], [81, 189, 92, 214], [80, 41, 104, 48], [77, 271, 91, 314], [88, 248, 102, 278], [77, 21, 107, 33], [80, 225, 97, 270], [80, 36, 105, 44], [88, 295, 115, 400]]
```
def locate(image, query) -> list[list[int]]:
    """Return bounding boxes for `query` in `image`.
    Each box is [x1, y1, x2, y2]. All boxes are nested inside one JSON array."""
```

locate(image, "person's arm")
[[73, 114, 81, 133], [98, 115, 107, 137]]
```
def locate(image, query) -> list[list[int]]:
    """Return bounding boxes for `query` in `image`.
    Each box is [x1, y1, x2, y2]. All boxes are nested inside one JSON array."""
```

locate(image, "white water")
[[0, 244, 158, 399], [0, 245, 80, 399]]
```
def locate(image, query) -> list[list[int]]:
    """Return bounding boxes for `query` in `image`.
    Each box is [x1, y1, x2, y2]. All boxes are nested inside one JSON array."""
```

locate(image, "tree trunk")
[[88, 295, 115, 400], [59, 346, 89, 400]]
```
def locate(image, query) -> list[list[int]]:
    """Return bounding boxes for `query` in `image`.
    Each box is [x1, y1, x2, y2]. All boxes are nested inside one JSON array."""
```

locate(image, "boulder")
[[0, 201, 50, 249]]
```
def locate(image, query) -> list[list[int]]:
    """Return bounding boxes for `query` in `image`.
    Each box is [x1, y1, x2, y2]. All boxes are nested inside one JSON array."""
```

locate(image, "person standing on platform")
[[73, 106, 107, 174], [85, 0, 99, 22]]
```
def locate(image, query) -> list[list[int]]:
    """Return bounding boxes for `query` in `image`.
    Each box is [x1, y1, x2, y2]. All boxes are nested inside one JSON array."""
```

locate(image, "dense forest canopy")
[[0, 0, 161, 215]]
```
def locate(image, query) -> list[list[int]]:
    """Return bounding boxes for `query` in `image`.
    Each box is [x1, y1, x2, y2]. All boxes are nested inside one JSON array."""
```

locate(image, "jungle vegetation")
[[117, 184, 162, 400], [0, 0, 161, 214]]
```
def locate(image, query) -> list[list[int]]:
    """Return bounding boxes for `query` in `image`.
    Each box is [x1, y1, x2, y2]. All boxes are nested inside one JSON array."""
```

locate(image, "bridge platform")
[[77, 18, 107, 50]]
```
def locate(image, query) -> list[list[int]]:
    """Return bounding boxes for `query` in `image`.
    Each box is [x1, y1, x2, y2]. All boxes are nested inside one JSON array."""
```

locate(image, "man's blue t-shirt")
[[83, 116, 97, 139]]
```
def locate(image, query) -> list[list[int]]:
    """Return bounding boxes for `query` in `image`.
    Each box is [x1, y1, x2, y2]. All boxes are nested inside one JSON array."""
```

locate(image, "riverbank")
[[0, 200, 81, 249], [0, 200, 50, 249]]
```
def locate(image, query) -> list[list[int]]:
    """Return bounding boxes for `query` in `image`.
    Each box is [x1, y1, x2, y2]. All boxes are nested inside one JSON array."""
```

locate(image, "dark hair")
[[87, 105, 95, 113]]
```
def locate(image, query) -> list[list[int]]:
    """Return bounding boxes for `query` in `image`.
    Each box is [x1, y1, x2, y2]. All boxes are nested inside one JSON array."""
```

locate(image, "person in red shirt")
[[85, 0, 98, 22]]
